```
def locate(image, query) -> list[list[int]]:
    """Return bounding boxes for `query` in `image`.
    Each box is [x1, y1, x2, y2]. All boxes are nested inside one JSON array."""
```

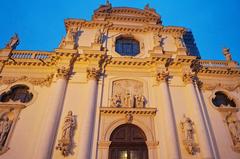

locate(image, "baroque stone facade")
[[0, 2, 240, 159]]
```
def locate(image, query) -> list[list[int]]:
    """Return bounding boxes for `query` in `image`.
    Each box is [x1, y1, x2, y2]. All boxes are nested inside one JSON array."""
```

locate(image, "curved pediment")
[[93, 4, 162, 25]]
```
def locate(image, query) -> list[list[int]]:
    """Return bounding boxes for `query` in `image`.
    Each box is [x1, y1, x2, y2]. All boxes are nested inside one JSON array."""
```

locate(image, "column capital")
[[56, 66, 70, 79], [87, 67, 100, 80], [156, 70, 169, 83], [182, 71, 197, 84]]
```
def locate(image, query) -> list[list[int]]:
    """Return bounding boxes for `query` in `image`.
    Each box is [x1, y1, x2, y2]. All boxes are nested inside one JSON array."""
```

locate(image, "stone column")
[[183, 73, 213, 159], [34, 67, 70, 159], [156, 71, 180, 159], [78, 68, 99, 159]]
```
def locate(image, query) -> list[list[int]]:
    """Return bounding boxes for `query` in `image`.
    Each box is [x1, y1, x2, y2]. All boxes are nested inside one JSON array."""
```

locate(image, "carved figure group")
[[180, 115, 196, 155], [56, 111, 76, 156], [0, 115, 12, 149], [225, 112, 240, 147], [110, 92, 145, 108]]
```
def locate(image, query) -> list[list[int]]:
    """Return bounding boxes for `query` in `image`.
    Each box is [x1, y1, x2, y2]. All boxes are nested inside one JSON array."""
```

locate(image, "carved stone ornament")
[[180, 115, 198, 155], [224, 112, 240, 152], [110, 79, 146, 108], [56, 111, 76, 156], [0, 104, 26, 155], [0, 75, 54, 87], [87, 68, 100, 80], [182, 71, 196, 84], [56, 67, 70, 79], [156, 70, 169, 83], [125, 114, 133, 123]]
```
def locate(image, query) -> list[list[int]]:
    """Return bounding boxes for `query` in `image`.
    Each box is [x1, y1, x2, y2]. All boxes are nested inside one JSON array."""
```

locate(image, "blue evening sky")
[[0, 0, 239, 62]]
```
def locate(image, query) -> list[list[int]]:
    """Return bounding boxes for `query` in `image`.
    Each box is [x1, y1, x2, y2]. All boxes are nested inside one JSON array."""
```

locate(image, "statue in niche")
[[153, 32, 161, 47], [0, 114, 12, 149], [174, 36, 185, 48], [94, 29, 103, 44], [5, 33, 19, 50], [180, 115, 197, 155], [225, 112, 240, 149], [124, 91, 132, 107], [56, 111, 76, 156], [223, 48, 232, 62], [134, 94, 145, 108], [110, 94, 122, 107]]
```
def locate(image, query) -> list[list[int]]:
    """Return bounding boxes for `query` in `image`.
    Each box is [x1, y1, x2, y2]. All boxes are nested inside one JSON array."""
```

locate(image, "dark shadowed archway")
[[109, 124, 148, 159]]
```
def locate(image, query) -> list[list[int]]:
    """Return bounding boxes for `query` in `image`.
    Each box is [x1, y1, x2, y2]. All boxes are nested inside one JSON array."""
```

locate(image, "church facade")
[[0, 3, 240, 159]]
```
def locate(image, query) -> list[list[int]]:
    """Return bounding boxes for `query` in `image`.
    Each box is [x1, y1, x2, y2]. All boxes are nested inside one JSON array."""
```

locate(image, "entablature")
[[100, 107, 157, 115]]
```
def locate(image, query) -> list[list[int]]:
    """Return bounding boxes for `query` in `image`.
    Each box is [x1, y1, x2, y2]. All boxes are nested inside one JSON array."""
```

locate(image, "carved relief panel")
[[110, 79, 146, 108]]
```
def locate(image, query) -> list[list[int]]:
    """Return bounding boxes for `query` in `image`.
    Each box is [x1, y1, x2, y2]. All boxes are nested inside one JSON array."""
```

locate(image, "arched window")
[[115, 37, 140, 56], [0, 85, 33, 103], [212, 91, 236, 107], [109, 124, 148, 159]]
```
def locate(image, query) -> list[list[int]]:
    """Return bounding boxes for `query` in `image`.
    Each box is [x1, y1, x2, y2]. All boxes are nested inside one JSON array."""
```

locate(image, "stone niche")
[[110, 79, 146, 108]]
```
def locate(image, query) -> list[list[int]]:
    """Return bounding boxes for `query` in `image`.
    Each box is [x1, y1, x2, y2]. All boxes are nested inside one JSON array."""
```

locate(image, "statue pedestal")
[[177, 47, 187, 55], [153, 46, 163, 54], [227, 61, 239, 67], [0, 48, 12, 58], [91, 43, 102, 50], [59, 40, 76, 50]]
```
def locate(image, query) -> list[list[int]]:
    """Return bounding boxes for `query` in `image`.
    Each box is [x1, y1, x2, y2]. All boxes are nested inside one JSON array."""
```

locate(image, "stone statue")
[[180, 115, 196, 155], [94, 29, 103, 44], [0, 115, 12, 148], [134, 94, 145, 108], [124, 91, 132, 107], [153, 33, 161, 47], [5, 33, 19, 50], [174, 36, 185, 48], [110, 94, 122, 107], [225, 112, 240, 146], [56, 111, 76, 156], [223, 48, 232, 61]]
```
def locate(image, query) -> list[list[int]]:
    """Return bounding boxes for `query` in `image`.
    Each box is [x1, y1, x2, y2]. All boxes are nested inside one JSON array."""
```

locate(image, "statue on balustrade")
[[223, 48, 232, 62], [5, 33, 19, 50], [56, 111, 76, 156]]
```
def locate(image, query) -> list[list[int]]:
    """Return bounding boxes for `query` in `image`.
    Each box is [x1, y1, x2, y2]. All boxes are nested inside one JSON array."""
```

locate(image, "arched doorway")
[[109, 124, 148, 159]]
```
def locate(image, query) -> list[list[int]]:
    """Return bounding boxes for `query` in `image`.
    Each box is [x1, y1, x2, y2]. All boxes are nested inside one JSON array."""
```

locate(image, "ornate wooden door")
[[109, 124, 148, 159]]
